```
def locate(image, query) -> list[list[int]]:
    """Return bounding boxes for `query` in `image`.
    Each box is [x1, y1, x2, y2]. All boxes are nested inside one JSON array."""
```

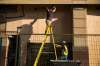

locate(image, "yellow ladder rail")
[[33, 22, 57, 66]]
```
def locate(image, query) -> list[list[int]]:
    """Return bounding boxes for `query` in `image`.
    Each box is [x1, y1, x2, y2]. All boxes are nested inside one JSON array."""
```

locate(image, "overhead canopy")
[[0, 0, 100, 4], [0, 0, 72, 4]]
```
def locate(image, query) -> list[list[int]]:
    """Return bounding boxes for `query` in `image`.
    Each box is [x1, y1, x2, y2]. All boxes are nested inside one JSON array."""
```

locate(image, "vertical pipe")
[[15, 27, 20, 66]]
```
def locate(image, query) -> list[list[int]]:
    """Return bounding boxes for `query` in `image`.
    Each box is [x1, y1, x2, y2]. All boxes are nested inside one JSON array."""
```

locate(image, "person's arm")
[[46, 7, 50, 12], [52, 6, 56, 13], [55, 44, 62, 48], [64, 45, 68, 56]]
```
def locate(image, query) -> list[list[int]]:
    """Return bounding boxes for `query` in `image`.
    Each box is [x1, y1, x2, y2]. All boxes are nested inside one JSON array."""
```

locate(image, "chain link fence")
[[0, 31, 100, 66]]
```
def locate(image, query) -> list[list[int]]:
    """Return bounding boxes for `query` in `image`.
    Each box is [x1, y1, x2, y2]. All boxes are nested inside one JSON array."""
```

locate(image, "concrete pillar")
[[73, 7, 89, 66], [0, 11, 7, 66], [1, 36, 8, 66]]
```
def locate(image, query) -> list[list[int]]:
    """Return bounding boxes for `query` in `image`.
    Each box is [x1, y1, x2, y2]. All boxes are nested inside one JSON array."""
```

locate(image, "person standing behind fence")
[[61, 41, 69, 60]]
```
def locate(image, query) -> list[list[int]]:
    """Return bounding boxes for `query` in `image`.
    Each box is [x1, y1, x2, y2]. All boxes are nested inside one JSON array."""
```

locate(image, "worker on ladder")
[[46, 5, 58, 60], [45, 5, 57, 33], [46, 5, 56, 22], [33, 5, 58, 66]]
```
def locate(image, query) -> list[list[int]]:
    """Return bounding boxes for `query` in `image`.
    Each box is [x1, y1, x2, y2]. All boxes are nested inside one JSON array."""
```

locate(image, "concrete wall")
[[87, 9, 100, 66]]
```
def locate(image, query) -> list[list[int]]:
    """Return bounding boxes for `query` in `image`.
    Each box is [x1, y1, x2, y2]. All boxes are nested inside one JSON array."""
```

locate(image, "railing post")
[[15, 27, 21, 66]]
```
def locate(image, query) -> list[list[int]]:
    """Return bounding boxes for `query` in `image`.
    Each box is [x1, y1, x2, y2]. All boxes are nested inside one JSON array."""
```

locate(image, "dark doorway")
[[0, 37, 2, 57], [7, 35, 17, 66]]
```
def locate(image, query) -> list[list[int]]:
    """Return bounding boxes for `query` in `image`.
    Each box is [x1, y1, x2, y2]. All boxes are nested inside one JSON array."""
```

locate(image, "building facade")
[[0, 0, 100, 66]]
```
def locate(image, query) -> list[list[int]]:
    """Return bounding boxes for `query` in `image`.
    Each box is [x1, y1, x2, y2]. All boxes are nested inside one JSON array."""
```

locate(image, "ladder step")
[[42, 52, 54, 54], [43, 47, 54, 52]]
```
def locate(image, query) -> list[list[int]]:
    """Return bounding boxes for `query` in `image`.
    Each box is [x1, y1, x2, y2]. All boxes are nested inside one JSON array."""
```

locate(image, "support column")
[[73, 7, 89, 66], [0, 8, 7, 66]]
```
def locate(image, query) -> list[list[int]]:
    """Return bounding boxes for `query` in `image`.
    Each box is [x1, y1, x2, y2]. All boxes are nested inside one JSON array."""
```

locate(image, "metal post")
[[15, 27, 21, 66], [0, 36, 2, 59]]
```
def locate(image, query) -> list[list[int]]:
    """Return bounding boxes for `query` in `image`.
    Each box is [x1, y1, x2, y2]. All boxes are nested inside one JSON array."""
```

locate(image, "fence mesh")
[[0, 31, 100, 66]]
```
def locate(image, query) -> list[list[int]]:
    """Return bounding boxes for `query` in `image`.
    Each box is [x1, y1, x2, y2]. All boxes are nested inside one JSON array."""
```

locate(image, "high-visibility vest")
[[64, 45, 68, 56]]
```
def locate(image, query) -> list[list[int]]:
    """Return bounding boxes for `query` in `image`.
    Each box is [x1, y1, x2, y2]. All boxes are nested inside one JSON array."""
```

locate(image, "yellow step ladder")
[[33, 22, 58, 66]]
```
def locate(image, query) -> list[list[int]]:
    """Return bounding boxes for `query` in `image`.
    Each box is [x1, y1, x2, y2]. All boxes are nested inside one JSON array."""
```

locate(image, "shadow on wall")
[[5, 5, 73, 43], [18, 18, 37, 66], [48, 6, 73, 43], [87, 9, 100, 16], [73, 47, 89, 66], [4, 5, 46, 22]]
